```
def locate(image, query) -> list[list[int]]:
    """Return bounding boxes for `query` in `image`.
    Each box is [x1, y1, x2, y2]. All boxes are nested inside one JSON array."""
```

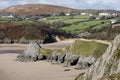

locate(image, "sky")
[[0, 0, 120, 10]]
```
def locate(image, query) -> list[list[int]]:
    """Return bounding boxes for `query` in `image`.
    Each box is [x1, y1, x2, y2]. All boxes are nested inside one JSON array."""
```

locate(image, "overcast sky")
[[0, 0, 119, 10]]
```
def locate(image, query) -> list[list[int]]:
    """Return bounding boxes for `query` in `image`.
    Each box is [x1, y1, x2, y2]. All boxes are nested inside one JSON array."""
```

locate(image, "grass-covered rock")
[[76, 34, 120, 80], [99, 73, 120, 80], [65, 40, 108, 59]]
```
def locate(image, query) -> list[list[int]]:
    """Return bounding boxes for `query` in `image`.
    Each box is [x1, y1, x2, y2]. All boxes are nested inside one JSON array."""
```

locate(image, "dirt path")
[[41, 38, 110, 49], [0, 44, 87, 80], [41, 40, 75, 49], [79, 38, 110, 45]]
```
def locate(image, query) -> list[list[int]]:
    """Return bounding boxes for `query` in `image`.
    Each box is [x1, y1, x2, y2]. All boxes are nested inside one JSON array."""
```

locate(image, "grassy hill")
[[1, 4, 78, 15]]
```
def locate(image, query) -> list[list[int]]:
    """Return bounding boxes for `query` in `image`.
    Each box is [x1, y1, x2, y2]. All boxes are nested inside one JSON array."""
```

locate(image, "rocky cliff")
[[77, 34, 120, 80]]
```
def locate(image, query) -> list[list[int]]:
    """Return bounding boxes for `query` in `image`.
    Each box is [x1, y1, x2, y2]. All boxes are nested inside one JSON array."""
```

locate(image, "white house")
[[89, 14, 93, 16], [110, 19, 117, 24], [112, 13, 118, 16], [80, 13, 87, 15], [2, 14, 14, 18], [65, 13, 70, 16], [38, 18, 47, 21], [99, 13, 111, 16]]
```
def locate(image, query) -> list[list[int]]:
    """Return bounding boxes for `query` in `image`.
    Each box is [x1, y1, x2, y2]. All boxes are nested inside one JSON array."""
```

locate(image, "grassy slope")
[[65, 40, 108, 59]]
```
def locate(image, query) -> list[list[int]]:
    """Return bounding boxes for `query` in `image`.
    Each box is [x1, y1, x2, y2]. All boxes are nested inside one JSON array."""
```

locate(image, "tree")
[[59, 12, 65, 16], [89, 16, 96, 20]]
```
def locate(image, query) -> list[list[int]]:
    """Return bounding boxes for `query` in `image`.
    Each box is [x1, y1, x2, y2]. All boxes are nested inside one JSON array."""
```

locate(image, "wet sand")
[[0, 43, 86, 80]]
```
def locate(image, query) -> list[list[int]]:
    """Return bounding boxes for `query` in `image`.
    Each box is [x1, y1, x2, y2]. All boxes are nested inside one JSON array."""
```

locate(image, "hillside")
[[0, 4, 78, 15]]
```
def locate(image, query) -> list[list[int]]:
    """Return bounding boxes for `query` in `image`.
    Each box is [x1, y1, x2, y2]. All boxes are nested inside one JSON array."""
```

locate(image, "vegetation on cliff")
[[65, 40, 108, 59], [76, 34, 120, 80]]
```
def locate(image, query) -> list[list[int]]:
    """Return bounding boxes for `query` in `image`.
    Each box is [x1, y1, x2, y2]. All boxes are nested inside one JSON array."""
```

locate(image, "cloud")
[[0, 0, 119, 10]]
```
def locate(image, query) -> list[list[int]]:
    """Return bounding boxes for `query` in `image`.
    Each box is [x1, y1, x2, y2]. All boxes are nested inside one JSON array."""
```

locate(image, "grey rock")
[[0, 40, 3, 44], [38, 54, 47, 60], [3, 39, 12, 44], [77, 31, 90, 38], [64, 54, 79, 67], [16, 41, 41, 62], [57, 53, 66, 64], [47, 51, 62, 64], [75, 56, 95, 70]]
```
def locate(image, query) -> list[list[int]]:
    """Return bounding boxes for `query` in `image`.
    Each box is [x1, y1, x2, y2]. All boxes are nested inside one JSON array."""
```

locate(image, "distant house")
[[89, 14, 93, 16], [65, 13, 70, 16], [38, 18, 47, 21], [110, 19, 117, 24], [80, 13, 87, 16], [99, 13, 111, 16], [112, 13, 118, 16], [52, 13, 59, 16], [96, 17, 100, 20], [2, 14, 14, 18]]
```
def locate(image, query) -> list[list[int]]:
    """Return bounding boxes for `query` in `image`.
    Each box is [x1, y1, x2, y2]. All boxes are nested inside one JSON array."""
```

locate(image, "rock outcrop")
[[75, 56, 95, 70], [47, 51, 60, 63], [57, 53, 66, 64], [17, 41, 41, 62], [64, 54, 79, 67], [77, 34, 120, 80]]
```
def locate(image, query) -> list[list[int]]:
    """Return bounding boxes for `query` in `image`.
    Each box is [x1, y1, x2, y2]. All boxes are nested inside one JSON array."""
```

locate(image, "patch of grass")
[[12, 20, 33, 23], [62, 19, 88, 24], [39, 48, 53, 54], [47, 16, 72, 19], [45, 15, 89, 24], [39, 48, 64, 54], [98, 73, 120, 80], [73, 15, 89, 19], [93, 21, 110, 29], [65, 40, 108, 58], [44, 19, 64, 23]]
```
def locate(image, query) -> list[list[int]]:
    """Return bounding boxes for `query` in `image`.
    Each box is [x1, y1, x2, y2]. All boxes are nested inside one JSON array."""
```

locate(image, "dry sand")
[[0, 43, 87, 80]]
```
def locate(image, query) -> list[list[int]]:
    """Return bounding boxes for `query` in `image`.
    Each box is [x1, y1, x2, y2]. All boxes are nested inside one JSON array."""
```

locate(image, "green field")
[[73, 15, 89, 19], [0, 15, 111, 34], [45, 15, 89, 24], [61, 20, 110, 34], [12, 20, 33, 23]]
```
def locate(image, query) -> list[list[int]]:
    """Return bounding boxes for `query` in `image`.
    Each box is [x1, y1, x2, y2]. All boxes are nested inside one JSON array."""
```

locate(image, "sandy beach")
[[0, 43, 86, 80]]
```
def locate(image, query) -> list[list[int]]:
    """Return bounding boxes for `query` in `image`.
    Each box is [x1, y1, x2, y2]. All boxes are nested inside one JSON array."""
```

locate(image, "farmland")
[[42, 15, 110, 34]]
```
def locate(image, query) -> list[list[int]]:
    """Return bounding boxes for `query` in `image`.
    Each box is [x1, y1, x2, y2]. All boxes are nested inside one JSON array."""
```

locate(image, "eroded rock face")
[[17, 41, 41, 62], [64, 54, 79, 67], [78, 34, 120, 80], [47, 51, 60, 64], [38, 54, 47, 60], [75, 56, 95, 70], [57, 53, 66, 64]]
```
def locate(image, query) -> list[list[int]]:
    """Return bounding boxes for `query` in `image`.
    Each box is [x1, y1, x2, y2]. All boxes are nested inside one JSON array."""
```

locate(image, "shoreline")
[[0, 43, 87, 80]]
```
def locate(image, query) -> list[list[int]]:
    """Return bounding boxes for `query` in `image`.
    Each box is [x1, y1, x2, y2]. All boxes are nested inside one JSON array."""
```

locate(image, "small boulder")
[[47, 51, 60, 64]]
